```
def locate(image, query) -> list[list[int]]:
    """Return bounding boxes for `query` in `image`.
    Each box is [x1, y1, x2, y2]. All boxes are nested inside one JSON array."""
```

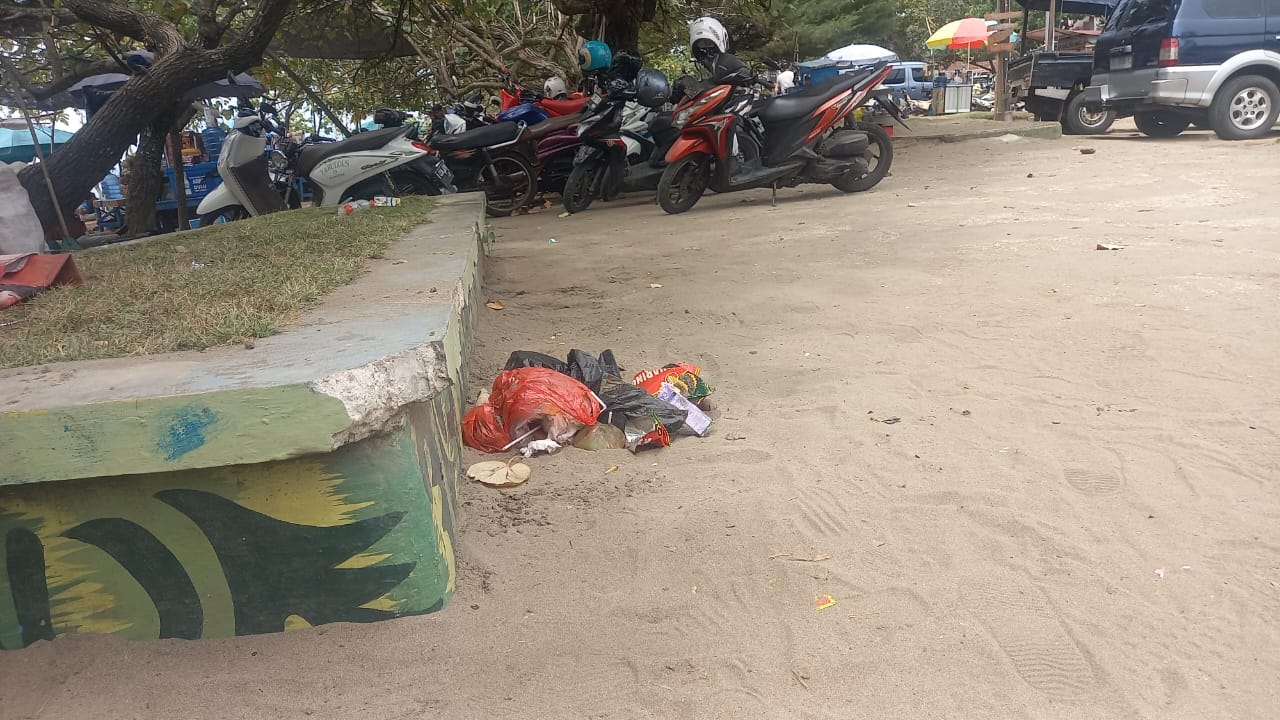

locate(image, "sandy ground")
[[4, 123, 1280, 719]]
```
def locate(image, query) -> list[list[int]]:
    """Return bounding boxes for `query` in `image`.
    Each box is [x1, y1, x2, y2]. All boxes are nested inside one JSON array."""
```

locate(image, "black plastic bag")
[[503, 351, 568, 375], [599, 380, 686, 434], [567, 348, 620, 394]]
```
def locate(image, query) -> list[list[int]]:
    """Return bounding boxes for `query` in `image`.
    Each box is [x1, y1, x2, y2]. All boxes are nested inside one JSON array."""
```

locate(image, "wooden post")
[[168, 128, 189, 231], [1047, 0, 1058, 52], [987, 5, 1017, 122]]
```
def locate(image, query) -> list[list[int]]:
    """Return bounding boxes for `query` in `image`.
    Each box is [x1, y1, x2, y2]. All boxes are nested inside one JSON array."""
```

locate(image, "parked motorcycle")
[[198, 101, 453, 223], [655, 58, 898, 214], [428, 120, 539, 218], [562, 68, 675, 214]]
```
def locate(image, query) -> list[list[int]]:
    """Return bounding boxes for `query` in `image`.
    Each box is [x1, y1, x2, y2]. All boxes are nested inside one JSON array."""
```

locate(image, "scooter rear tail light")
[[1159, 38, 1179, 67], [412, 141, 437, 154]]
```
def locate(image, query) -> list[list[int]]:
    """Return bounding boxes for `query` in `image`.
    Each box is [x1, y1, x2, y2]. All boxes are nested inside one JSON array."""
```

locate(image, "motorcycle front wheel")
[[833, 122, 893, 193], [657, 154, 709, 215], [199, 205, 248, 226], [482, 153, 537, 218], [563, 160, 600, 214]]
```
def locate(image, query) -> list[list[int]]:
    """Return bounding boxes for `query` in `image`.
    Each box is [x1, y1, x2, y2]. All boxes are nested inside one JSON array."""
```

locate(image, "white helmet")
[[543, 76, 568, 99], [689, 16, 728, 57]]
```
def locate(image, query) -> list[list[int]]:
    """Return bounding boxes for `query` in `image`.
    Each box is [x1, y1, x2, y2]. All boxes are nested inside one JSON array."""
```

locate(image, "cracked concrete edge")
[[310, 341, 454, 447], [311, 194, 482, 449]]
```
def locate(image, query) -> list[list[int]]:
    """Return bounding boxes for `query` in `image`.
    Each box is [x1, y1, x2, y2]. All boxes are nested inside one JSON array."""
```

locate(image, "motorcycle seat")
[[296, 127, 408, 178], [428, 122, 523, 152], [757, 70, 874, 124], [540, 97, 589, 116], [526, 113, 582, 140]]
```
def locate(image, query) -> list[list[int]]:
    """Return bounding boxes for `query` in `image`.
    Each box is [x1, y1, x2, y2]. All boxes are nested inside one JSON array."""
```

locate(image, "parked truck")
[[1007, 0, 1122, 134]]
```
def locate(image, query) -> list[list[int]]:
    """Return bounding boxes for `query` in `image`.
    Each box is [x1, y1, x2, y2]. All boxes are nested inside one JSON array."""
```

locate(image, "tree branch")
[[212, 0, 295, 71], [196, 0, 223, 47], [10, 56, 129, 101], [0, 6, 79, 38], [61, 0, 185, 54]]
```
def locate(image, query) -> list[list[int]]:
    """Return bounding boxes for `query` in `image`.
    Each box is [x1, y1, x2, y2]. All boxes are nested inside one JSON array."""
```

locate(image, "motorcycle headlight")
[[674, 108, 692, 128]]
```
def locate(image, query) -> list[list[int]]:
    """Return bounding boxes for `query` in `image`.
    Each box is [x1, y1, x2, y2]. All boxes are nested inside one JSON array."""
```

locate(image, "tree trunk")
[[553, 0, 657, 53], [14, 0, 294, 234], [126, 116, 170, 238]]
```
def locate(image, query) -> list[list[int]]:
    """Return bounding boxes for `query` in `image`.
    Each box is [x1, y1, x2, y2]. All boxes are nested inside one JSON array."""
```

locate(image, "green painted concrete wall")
[[0, 196, 483, 648], [0, 389, 462, 648], [1, 387, 355, 485]]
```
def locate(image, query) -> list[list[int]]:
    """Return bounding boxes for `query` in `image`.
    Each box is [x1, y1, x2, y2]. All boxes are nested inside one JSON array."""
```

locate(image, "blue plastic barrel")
[[202, 127, 226, 159]]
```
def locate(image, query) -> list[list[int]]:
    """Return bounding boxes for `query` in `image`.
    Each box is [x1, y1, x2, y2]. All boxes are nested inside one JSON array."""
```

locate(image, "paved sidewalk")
[[893, 113, 1062, 143]]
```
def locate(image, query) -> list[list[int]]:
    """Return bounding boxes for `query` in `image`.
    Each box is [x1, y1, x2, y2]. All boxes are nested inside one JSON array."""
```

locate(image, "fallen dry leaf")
[[605, 465, 619, 474], [558, 211, 571, 218], [486, 300, 505, 310], [467, 458, 531, 488], [648, 283, 663, 289], [1096, 243, 1125, 251], [391, 258, 408, 265]]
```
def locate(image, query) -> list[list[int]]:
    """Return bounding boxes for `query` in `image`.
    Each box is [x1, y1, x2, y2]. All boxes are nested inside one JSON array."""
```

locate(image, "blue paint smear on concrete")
[[157, 407, 219, 461]]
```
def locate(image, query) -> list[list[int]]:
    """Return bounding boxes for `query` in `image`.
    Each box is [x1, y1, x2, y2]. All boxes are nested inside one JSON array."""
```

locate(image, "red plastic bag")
[[463, 367, 604, 453]]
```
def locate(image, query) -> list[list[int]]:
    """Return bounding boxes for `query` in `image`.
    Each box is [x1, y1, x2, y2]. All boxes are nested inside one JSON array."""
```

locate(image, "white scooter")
[[196, 103, 288, 224], [197, 102, 453, 224]]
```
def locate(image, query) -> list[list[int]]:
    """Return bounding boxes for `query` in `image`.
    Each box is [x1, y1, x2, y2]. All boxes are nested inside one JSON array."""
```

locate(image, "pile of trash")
[[463, 349, 713, 463]]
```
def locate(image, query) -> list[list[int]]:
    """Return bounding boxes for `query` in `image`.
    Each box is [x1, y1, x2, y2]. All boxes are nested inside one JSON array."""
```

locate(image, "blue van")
[[1086, 0, 1280, 139]]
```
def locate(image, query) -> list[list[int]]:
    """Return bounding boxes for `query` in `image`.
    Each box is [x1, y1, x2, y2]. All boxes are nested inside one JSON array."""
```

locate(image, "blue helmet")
[[579, 40, 613, 72]]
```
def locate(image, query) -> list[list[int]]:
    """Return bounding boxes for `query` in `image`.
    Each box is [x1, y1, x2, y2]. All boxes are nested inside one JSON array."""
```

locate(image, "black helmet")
[[635, 68, 671, 108], [611, 51, 644, 82]]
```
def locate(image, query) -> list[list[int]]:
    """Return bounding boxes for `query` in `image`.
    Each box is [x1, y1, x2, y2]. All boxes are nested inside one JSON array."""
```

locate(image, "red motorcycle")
[[657, 59, 899, 214]]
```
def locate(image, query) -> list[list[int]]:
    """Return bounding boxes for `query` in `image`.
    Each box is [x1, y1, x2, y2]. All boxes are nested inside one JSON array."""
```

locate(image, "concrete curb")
[[896, 122, 1064, 144], [0, 194, 485, 485]]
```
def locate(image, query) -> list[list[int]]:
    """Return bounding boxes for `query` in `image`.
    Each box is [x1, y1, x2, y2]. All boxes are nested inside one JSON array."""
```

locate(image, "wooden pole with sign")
[[1047, 0, 1058, 52], [987, 4, 1018, 122]]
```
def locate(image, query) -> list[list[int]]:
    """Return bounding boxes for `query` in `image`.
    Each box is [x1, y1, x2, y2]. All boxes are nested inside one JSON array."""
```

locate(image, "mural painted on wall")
[[0, 386, 463, 650]]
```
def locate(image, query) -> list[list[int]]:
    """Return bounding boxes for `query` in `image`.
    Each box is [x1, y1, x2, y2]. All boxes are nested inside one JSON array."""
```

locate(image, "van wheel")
[[1062, 92, 1115, 135], [1210, 75, 1280, 141], [1133, 111, 1190, 138]]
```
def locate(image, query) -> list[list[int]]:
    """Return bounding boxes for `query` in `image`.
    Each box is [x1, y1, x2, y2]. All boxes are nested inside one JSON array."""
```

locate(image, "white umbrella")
[[825, 44, 899, 64]]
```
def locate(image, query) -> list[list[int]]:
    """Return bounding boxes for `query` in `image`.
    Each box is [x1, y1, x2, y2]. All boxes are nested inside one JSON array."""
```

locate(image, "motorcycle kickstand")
[[771, 182, 777, 208]]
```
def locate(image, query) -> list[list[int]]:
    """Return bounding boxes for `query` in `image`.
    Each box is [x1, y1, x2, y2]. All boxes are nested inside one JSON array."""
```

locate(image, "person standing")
[[775, 60, 795, 94]]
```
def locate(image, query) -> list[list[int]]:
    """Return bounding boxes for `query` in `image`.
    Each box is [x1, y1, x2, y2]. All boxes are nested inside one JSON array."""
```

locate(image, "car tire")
[[1133, 111, 1190, 138], [1209, 74, 1280, 141], [1062, 92, 1115, 135]]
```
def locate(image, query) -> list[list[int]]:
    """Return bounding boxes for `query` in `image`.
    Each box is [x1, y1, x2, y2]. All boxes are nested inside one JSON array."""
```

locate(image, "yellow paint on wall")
[[335, 552, 393, 570], [431, 485, 456, 593], [359, 596, 400, 612], [42, 539, 136, 636], [284, 614, 312, 631], [214, 461, 373, 527]]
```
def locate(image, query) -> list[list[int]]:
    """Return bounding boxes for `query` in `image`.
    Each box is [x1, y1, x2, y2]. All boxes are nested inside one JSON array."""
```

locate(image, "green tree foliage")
[[762, 0, 899, 61]]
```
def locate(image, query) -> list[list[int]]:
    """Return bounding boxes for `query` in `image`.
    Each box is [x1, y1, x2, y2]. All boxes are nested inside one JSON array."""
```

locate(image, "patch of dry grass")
[[0, 198, 431, 369]]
